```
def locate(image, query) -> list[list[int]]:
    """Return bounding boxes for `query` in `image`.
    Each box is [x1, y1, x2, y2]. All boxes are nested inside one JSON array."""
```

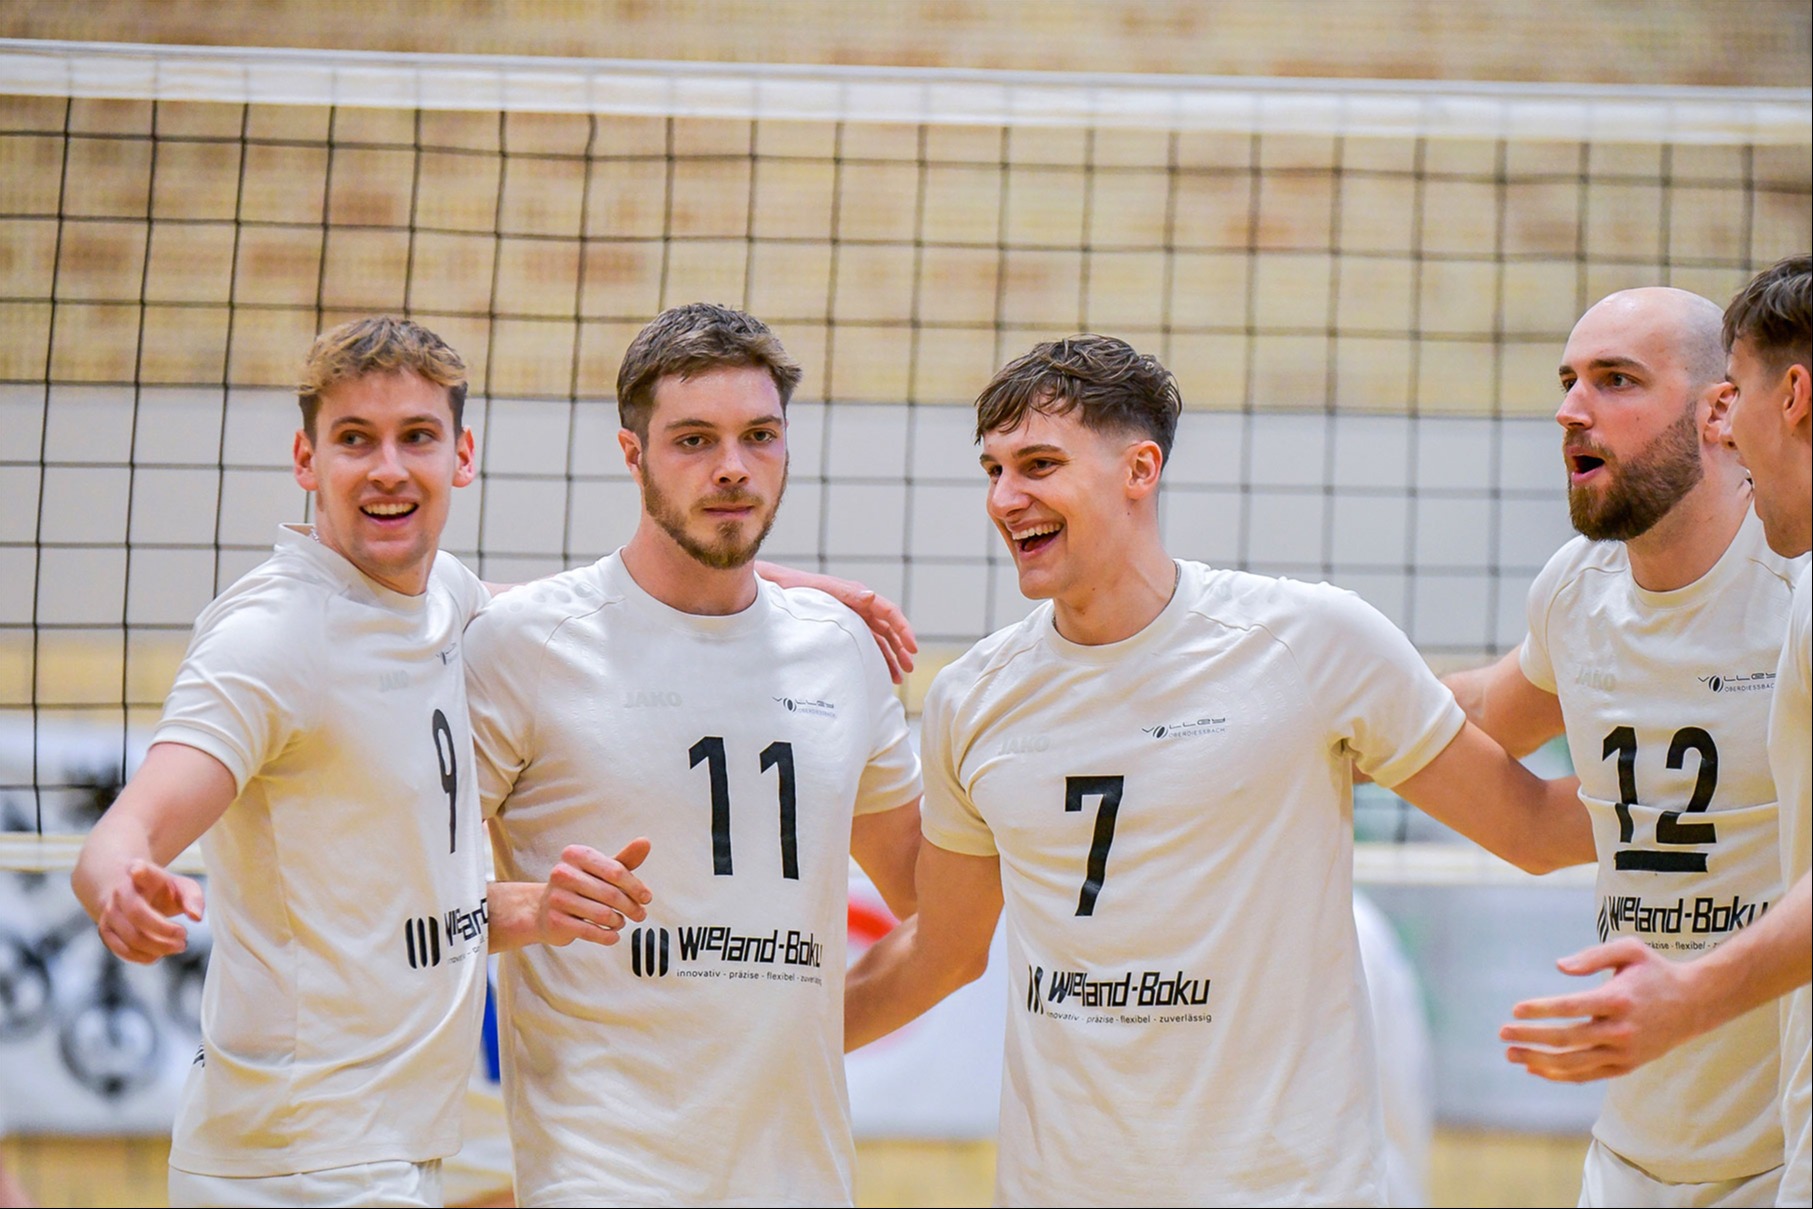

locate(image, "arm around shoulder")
[[1391, 720, 1592, 875], [1441, 648, 1564, 759], [72, 742, 238, 964], [845, 840, 1002, 1052]]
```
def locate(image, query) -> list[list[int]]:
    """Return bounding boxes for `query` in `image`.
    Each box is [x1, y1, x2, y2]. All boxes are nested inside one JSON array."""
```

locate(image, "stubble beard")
[[1567, 402, 1704, 543], [641, 463, 785, 571]]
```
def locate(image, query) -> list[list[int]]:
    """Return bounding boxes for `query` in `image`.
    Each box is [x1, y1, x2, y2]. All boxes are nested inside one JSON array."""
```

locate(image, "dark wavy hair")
[[973, 335, 1182, 462], [1723, 253, 1811, 375]]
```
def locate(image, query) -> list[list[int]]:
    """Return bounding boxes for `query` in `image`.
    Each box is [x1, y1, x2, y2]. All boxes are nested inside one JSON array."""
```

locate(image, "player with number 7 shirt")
[[843, 335, 1595, 1207], [463, 303, 923, 1207]]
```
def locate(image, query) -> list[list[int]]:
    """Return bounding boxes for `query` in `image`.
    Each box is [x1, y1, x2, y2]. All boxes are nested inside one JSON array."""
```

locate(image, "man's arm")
[[845, 841, 1002, 1052], [1441, 649, 1565, 758], [72, 742, 238, 964], [1391, 721, 1593, 874], [486, 837, 655, 953], [850, 799, 922, 921], [754, 562, 918, 684], [1499, 872, 1812, 1082]]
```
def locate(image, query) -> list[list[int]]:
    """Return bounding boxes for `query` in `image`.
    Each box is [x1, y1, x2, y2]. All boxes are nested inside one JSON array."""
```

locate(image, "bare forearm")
[[72, 813, 155, 921], [1681, 873, 1813, 1035], [845, 917, 984, 1051], [1396, 724, 1592, 876], [1440, 650, 1563, 758]]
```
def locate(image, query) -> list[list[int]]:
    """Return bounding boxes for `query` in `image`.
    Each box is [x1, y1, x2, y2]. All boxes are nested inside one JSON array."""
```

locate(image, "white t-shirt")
[[922, 560, 1464, 1207], [1772, 565, 1811, 1208], [464, 553, 921, 1207], [158, 526, 490, 1178], [1520, 510, 1807, 1183]]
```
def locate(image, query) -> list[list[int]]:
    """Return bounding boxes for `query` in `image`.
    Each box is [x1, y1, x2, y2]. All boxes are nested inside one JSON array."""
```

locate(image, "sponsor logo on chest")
[[1596, 893, 1771, 945], [775, 695, 837, 720], [404, 895, 488, 969], [1697, 670, 1775, 694], [1024, 962, 1213, 1025], [625, 924, 826, 986], [1139, 713, 1228, 740]]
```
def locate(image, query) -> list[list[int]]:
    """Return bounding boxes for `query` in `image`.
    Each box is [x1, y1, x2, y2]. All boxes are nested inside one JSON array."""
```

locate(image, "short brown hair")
[[615, 303, 803, 438], [298, 317, 468, 439], [974, 335, 1181, 461], [1723, 254, 1811, 375]]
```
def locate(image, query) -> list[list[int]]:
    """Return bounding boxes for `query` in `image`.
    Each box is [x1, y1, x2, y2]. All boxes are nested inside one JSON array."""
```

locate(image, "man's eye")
[[748, 429, 778, 444]]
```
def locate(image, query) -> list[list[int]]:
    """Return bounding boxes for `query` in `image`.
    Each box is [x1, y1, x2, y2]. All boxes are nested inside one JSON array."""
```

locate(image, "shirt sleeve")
[[850, 619, 923, 817], [152, 591, 312, 794], [1517, 543, 1575, 694], [1293, 583, 1465, 790], [461, 596, 538, 820], [917, 666, 999, 857]]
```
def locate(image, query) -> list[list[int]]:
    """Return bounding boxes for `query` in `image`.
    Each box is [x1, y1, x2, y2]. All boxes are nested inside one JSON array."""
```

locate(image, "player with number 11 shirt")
[[465, 305, 922, 1207]]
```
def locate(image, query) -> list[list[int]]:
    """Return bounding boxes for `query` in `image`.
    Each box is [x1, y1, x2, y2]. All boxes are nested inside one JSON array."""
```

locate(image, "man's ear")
[[618, 428, 645, 482], [1126, 439, 1164, 501], [293, 428, 318, 492], [1783, 363, 1811, 433], [1702, 381, 1735, 445], [453, 426, 477, 489]]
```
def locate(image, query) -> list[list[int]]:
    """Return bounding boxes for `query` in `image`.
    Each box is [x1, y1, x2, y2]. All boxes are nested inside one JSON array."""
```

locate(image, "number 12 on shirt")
[[689, 736, 799, 879]]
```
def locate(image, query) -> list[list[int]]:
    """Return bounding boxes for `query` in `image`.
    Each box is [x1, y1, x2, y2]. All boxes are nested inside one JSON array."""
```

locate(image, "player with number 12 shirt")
[[844, 336, 1594, 1207], [464, 304, 922, 1207], [1453, 287, 1807, 1204]]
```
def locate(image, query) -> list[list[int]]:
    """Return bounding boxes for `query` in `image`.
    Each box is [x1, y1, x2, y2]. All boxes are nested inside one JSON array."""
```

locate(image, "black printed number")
[[1064, 775, 1125, 916], [431, 708, 458, 854], [689, 737, 799, 879], [1602, 725, 1718, 872]]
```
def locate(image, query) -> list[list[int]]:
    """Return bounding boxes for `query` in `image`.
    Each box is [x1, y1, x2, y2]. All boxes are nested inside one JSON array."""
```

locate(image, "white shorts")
[[168, 1157, 443, 1207], [1580, 1139, 1780, 1208]]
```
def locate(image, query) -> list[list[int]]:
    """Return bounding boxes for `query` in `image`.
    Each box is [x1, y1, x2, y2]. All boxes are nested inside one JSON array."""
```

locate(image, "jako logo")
[[631, 927, 671, 977], [1026, 964, 1044, 1015], [405, 915, 442, 969]]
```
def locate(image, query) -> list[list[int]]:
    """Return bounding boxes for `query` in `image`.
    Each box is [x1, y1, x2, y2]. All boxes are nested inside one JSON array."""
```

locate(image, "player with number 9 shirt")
[[843, 335, 1594, 1207], [1450, 286, 1807, 1205], [463, 303, 923, 1206], [70, 318, 654, 1207]]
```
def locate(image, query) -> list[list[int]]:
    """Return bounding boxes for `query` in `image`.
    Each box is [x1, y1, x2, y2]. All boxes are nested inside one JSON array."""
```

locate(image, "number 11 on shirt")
[[689, 736, 800, 879]]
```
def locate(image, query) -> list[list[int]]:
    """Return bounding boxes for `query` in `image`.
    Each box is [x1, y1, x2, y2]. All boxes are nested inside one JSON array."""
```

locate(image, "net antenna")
[[1, 40, 1806, 884]]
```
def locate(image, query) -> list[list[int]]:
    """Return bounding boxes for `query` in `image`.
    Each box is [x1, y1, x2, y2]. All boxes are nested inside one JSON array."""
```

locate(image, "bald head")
[[1568, 287, 1728, 394]]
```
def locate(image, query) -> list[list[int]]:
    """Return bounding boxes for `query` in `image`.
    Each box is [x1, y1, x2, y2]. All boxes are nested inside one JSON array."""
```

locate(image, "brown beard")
[[640, 461, 785, 570], [1567, 402, 1703, 542]]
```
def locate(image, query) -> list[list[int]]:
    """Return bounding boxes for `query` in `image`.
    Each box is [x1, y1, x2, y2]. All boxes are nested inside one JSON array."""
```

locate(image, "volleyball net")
[[1, 39, 1807, 881]]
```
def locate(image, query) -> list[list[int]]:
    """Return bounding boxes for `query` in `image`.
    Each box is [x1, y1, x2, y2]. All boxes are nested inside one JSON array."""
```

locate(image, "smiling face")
[[1555, 290, 1723, 542], [623, 364, 787, 570], [981, 406, 1156, 606], [292, 369, 475, 595]]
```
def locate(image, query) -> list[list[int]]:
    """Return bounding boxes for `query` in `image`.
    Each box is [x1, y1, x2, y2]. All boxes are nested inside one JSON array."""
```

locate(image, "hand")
[[1499, 938, 1703, 1082], [95, 859, 205, 964], [827, 578, 918, 684], [755, 563, 918, 683], [536, 838, 654, 948]]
